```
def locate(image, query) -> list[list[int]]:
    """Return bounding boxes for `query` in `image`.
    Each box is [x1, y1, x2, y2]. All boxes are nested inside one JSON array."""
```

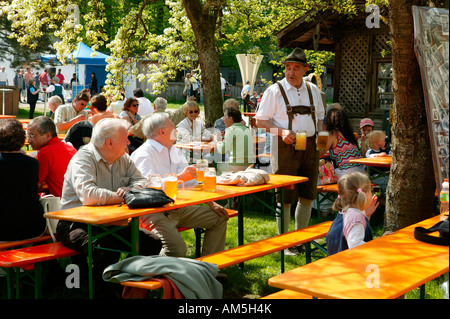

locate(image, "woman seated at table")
[[119, 97, 141, 127], [176, 100, 213, 143], [89, 94, 118, 125], [117, 97, 144, 154], [0, 119, 46, 241], [213, 107, 255, 175], [214, 98, 246, 138], [324, 108, 366, 179]]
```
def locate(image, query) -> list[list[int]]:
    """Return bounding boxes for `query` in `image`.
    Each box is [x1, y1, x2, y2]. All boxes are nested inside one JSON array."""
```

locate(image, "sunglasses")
[[189, 110, 199, 114], [131, 103, 139, 107]]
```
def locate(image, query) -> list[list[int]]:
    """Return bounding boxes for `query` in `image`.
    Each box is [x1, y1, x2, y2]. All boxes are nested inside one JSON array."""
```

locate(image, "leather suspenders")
[[276, 81, 317, 135]]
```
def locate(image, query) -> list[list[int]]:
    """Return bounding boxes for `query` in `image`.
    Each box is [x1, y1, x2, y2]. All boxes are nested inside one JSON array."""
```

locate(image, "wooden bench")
[[139, 209, 238, 258], [260, 289, 315, 299], [0, 235, 53, 251], [316, 184, 339, 221], [120, 220, 332, 294], [0, 242, 80, 299]]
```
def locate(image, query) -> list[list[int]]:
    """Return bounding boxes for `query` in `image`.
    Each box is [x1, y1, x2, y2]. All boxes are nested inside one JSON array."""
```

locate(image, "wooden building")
[[276, 3, 392, 126]]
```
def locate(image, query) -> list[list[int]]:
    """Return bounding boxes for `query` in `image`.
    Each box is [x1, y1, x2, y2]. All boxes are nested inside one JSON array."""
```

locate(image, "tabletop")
[[268, 215, 449, 299], [349, 156, 392, 167], [44, 174, 308, 225], [175, 141, 214, 152], [0, 115, 16, 119]]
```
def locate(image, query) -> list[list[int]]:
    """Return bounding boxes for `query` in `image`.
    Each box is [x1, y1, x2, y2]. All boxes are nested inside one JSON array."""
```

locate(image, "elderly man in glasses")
[[176, 100, 213, 144]]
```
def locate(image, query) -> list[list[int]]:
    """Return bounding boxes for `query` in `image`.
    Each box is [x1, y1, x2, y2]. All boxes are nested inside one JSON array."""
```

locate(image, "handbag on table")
[[123, 188, 175, 209], [414, 218, 449, 246]]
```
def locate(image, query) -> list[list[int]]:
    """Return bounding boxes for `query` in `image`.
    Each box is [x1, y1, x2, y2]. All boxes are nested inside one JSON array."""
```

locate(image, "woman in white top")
[[176, 101, 212, 143]]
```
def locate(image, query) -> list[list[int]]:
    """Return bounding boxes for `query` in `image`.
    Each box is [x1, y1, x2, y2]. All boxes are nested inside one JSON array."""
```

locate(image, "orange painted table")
[[268, 215, 449, 299], [349, 155, 392, 168], [45, 174, 308, 298], [175, 141, 214, 153], [0, 115, 16, 119], [350, 156, 392, 180]]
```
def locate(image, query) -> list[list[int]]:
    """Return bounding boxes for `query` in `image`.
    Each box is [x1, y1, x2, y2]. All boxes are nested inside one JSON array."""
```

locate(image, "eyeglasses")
[[189, 110, 199, 114]]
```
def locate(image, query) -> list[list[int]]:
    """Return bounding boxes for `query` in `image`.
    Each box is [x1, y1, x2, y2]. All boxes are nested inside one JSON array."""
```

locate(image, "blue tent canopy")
[[40, 42, 110, 65], [68, 42, 110, 65], [40, 42, 111, 92]]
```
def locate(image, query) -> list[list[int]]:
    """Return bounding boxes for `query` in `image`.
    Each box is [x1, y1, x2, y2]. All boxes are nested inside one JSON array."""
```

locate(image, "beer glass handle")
[[178, 180, 185, 192]]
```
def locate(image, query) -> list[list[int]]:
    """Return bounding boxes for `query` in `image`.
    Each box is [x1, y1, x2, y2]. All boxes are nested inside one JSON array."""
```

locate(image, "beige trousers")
[[140, 205, 227, 257]]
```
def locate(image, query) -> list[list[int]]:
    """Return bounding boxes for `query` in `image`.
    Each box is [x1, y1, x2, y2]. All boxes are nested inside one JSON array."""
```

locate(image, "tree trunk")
[[385, 0, 437, 231], [182, 0, 224, 128]]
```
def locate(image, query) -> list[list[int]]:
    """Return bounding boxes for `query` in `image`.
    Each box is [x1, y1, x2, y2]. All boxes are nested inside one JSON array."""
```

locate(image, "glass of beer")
[[316, 131, 329, 152], [147, 174, 162, 189], [295, 130, 307, 151], [196, 159, 208, 184], [203, 168, 217, 192], [163, 173, 184, 200]]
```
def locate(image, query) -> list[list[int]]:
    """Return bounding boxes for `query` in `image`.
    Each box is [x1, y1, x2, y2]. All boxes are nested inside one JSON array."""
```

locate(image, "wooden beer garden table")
[[268, 215, 449, 299], [44, 174, 308, 298], [349, 155, 392, 180]]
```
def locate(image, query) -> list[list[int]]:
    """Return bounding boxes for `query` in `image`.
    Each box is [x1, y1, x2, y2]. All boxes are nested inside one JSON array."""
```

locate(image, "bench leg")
[[420, 284, 425, 299], [87, 224, 94, 299], [34, 263, 43, 299], [3, 268, 13, 299], [194, 228, 204, 258], [15, 268, 20, 299], [238, 195, 246, 269], [305, 242, 312, 264]]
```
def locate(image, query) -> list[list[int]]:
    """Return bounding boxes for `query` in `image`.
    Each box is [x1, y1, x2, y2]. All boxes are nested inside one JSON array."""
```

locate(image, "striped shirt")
[[330, 133, 364, 171]]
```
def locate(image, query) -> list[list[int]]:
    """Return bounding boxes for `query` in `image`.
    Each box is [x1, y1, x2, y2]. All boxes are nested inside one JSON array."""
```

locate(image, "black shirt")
[[0, 152, 46, 241]]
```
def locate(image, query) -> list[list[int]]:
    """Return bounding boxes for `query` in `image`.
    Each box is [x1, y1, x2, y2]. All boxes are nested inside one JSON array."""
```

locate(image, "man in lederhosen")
[[255, 48, 325, 255]]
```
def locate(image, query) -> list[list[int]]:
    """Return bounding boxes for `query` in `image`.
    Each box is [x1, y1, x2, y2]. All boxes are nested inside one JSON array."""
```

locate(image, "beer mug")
[[295, 130, 307, 151], [147, 174, 162, 189], [163, 173, 184, 200], [316, 131, 329, 152], [196, 159, 208, 184], [203, 168, 217, 192]]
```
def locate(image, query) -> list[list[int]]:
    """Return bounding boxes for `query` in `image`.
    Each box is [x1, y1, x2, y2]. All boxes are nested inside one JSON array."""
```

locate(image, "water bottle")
[[440, 179, 449, 221]]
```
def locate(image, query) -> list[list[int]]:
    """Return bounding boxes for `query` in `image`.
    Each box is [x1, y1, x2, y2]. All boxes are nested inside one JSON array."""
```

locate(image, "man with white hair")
[[131, 112, 228, 257], [130, 97, 184, 139], [56, 118, 162, 298]]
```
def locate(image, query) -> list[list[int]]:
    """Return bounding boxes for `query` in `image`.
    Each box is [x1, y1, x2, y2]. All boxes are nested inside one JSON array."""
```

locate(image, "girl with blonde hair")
[[326, 172, 380, 255]]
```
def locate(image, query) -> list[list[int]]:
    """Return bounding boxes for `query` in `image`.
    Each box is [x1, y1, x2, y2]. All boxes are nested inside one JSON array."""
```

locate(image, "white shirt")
[[137, 97, 153, 117], [131, 139, 196, 187], [176, 117, 212, 143], [220, 77, 227, 90], [45, 84, 64, 94], [108, 100, 125, 115], [255, 78, 325, 137], [0, 71, 7, 83]]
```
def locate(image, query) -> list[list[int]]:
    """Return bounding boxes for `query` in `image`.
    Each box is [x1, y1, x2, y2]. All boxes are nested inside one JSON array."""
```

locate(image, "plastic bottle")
[[440, 179, 449, 221]]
